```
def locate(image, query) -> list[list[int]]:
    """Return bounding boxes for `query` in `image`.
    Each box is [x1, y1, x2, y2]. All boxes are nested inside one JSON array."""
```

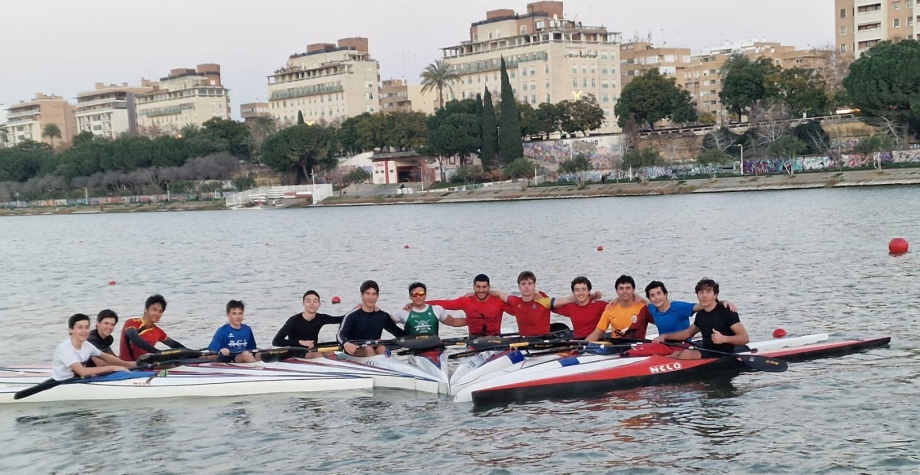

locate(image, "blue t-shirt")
[[647, 300, 695, 335], [208, 323, 257, 355]]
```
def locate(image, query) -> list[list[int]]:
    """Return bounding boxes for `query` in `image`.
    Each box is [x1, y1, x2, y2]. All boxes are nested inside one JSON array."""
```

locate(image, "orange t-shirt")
[[596, 301, 647, 335]]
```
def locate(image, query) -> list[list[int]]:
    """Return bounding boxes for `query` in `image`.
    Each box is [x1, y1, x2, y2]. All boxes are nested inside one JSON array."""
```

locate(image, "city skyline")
[[1, 0, 834, 121]]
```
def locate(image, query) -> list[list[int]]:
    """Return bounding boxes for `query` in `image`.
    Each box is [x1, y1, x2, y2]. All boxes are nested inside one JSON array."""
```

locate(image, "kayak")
[[458, 335, 890, 406], [0, 371, 373, 404]]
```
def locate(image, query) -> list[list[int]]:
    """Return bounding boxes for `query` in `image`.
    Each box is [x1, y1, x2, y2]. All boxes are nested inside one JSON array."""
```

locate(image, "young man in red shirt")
[[119, 294, 188, 361], [489, 271, 553, 337], [427, 274, 511, 337]]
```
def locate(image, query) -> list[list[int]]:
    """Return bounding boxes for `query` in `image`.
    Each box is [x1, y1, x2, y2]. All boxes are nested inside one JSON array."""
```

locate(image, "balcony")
[[451, 51, 550, 74], [138, 102, 195, 117], [269, 84, 344, 101]]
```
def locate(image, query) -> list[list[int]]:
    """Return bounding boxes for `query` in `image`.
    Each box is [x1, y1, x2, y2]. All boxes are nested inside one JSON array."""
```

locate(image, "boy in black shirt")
[[654, 278, 749, 359]]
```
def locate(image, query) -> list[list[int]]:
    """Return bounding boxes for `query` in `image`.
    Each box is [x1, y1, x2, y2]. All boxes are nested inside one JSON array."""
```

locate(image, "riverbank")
[[3, 168, 919, 216], [317, 167, 920, 207]]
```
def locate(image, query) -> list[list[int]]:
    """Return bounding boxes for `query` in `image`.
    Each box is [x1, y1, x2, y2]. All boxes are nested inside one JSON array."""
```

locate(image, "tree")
[[426, 113, 480, 172], [518, 102, 542, 138], [719, 55, 780, 120], [702, 127, 741, 155], [480, 87, 498, 170], [774, 67, 830, 118], [201, 117, 252, 160], [792, 120, 830, 156], [297, 111, 305, 125], [420, 59, 460, 110], [561, 95, 607, 136], [451, 165, 486, 184], [72, 131, 96, 148], [342, 167, 371, 186], [621, 147, 662, 171], [558, 153, 592, 187], [498, 57, 523, 164], [696, 149, 729, 179], [614, 68, 698, 130], [853, 134, 897, 171], [260, 124, 336, 183], [844, 40, 920, 141], [505, 157, 534, 180], [534, 102, 564, 139], [383, 111, 428, 151], [42, 123, 62, 149], [767, 136, 807, 175]]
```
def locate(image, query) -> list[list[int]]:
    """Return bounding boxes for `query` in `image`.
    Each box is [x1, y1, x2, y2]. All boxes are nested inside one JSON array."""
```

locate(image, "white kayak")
[[452, 333, 831, 403], [0, 371, 373, 404]]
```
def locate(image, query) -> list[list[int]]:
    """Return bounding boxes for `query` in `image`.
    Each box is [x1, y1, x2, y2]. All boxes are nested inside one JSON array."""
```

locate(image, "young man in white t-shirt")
[[52, 314, 133, 381]]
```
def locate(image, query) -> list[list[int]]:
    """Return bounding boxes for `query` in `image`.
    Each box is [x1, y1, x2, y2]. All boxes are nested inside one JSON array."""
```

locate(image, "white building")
[[75, 82, 153, 138], [441, 1, 622, 133], [135, 64, 231, 134], [267, 37, 380, 126]]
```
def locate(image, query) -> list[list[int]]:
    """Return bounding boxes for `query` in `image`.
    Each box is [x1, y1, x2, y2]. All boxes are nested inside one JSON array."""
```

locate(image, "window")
[[522, 69, 527, 76], [841, 26, 847, 35], [591, 78, 596, 87], [572, 66, 577, 73], [521, 26, 527, 35], [572, 79, 578, 87], [602, 66, 608, 74], [545, 65, 549, 74], [909, 0, 914, 6], [546, 94, 551, 103], [840, 8, 847, 18], [910, 16, 915, 25], [894, 1, 901, 10], [895, 18, 901, 26]]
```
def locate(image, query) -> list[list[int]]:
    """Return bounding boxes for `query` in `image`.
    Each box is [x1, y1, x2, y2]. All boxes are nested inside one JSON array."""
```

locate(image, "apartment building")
[[75, 82, 153, 138], [267, 37, 380, 126], [135, 64, 231, 134], [837, 0, 918, 55], [240, 102, 270, 123], [4, 93, 77, 147], [440, 1, 623, 133], [620, 42, 692, 87], [379, 79, 438, 115]]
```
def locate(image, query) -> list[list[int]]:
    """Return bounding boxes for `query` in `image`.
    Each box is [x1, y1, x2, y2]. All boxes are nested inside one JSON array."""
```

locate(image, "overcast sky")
[[0, 0, 833, 120]]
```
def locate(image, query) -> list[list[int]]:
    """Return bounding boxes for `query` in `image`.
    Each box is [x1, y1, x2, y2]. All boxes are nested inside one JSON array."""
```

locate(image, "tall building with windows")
[[4, 93, 77, 147], [619, 42, 692, 88], [379, 79, 438, 115], [267, 37, 380, 126], [75, 82, 153, 138], [134, 64, 231, 134], [440, 1, 623, 133], [836, 0, 918, 56], [240, 102, 270, 123]]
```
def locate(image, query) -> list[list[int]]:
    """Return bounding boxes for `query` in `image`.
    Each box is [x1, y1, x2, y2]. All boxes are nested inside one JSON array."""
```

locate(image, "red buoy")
[[331, 296, 341, 304], [889, 238, 909, 254], [404, 244, 410, 249], [597, 245, 604, 251], [108, 280, 116, 286]]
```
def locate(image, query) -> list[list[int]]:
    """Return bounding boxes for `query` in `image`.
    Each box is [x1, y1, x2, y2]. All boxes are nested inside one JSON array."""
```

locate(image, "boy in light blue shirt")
[[208, 300, 259, 363]]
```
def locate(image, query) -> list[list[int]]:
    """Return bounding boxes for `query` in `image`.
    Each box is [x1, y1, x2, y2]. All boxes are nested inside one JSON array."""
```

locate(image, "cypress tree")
[[297, 111, 305, 125], [480, 87, 498, 170], [498, 57, 523, 164]]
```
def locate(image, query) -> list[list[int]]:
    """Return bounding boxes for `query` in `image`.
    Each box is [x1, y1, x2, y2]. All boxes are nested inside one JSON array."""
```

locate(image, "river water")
[[0, 187, 917, 474]]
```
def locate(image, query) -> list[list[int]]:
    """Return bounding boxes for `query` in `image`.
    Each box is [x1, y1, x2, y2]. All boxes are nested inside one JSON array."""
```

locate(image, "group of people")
[[52, 272, 750, 381]]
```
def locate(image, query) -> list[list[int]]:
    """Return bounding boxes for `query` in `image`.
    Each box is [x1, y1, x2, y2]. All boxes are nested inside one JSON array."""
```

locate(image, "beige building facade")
[[135, 64, 231, 134], [837, 0, 918, 55], [267, 37, 380, 126], [4, 93, 77, 147], [441, 1, 623, 133], [619, 42, 692, 88], [240, 102, 270, 123], [75, 82, 153, 138], [379, 79, 438, 115]]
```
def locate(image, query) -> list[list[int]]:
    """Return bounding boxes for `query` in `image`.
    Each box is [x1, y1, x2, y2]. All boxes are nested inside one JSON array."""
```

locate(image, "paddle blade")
[[137, 348, 205, 365], [394, 335, 443, 351], [738, 354, 787, 372], [14, 378, 62, 400]]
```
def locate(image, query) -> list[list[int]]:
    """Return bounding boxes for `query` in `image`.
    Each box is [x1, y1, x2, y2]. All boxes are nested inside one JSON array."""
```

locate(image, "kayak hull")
[[469, 336, 891, 407]]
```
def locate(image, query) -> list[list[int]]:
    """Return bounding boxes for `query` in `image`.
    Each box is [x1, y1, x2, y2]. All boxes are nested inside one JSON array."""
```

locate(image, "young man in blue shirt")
[[209, 300, 259, 363]]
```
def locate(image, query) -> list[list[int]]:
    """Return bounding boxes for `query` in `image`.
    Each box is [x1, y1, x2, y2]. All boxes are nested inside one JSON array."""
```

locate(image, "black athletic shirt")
[[272, 313, 344, 347], [87, 329, 115, 355], [692, 300, 741, 355], [336, 308, 406, 343]]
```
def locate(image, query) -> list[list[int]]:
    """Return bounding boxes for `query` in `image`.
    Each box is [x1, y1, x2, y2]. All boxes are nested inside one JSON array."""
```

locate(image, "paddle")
[[660, 341, 788, 372], [448, 339, 580, 359], [257, 345, 340, 363], [136, 347, 210, 365], [13, 357, 205, 400]]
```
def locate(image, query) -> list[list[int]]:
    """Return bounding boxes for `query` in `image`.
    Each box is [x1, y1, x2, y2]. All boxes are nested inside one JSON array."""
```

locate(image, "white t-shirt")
[[52, 339, 102, 381], [391, 304, 450, 324]]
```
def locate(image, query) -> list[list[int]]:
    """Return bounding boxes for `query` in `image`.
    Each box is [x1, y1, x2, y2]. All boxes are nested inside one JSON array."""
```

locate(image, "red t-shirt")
[[506, 294, 551, 337], [119, 318, 168, 361], [552, 300, 608, 339], [428, 296, 511, 337]]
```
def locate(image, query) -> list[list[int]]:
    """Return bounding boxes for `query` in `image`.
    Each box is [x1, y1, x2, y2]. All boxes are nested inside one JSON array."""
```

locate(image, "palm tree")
[[420, 59, 460, 110], [41, 123, 62, 149]]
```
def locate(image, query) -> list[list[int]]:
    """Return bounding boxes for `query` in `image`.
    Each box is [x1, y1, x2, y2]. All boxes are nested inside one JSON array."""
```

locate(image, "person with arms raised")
[[644, 280, 737, 337], [489, 271, 552, 337], [427, 274, 511, 337], [548, 276, 609, 339], [272, 290, 344, 357], [391, 282, 467, 336], [654, 278, 749, 359], [209, 300, 259, 363], [53, 314, 132, 381], [119, 294, 188, 362], [337, 280, 406, 357]]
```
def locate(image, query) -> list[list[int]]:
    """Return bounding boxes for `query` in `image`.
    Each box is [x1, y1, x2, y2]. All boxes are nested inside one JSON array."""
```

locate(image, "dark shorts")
[[218, 354, 241, 363]]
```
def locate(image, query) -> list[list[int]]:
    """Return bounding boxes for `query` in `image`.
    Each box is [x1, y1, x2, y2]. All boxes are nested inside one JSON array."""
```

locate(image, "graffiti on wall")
[[742, 149, 920, 174], [524, 135, 625, 171]]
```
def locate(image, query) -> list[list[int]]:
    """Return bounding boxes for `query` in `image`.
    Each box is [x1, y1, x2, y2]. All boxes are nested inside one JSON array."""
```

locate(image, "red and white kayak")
[[456, 335, 890, 406]]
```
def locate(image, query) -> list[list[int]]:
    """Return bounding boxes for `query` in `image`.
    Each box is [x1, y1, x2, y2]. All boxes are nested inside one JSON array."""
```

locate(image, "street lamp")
[[734, 144, 744, 175], [83, 187, 89, 206], [310, 167, 316, 206], [165, 181, 170, 202]]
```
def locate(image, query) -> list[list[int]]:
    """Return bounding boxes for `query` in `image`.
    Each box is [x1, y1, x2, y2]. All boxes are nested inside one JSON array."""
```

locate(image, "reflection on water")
[[1, 187, 919, 473]]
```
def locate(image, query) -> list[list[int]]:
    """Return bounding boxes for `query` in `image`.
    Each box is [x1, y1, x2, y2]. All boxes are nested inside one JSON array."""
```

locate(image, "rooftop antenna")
[[401, 51, 407, 80]]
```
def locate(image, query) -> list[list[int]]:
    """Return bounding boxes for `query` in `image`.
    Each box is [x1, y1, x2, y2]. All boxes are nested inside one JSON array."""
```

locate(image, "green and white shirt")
[[391, 304, 450, 336]]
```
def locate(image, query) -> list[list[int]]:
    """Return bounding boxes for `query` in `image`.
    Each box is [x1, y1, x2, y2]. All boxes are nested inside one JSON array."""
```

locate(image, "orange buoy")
[[404, 244, 410, 249], [108, 280, 116, 286], [773, 328, 787, 338], [889, 238, 909, 254], [331, 296, 341, 304], [597, 245, 604, 251]]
